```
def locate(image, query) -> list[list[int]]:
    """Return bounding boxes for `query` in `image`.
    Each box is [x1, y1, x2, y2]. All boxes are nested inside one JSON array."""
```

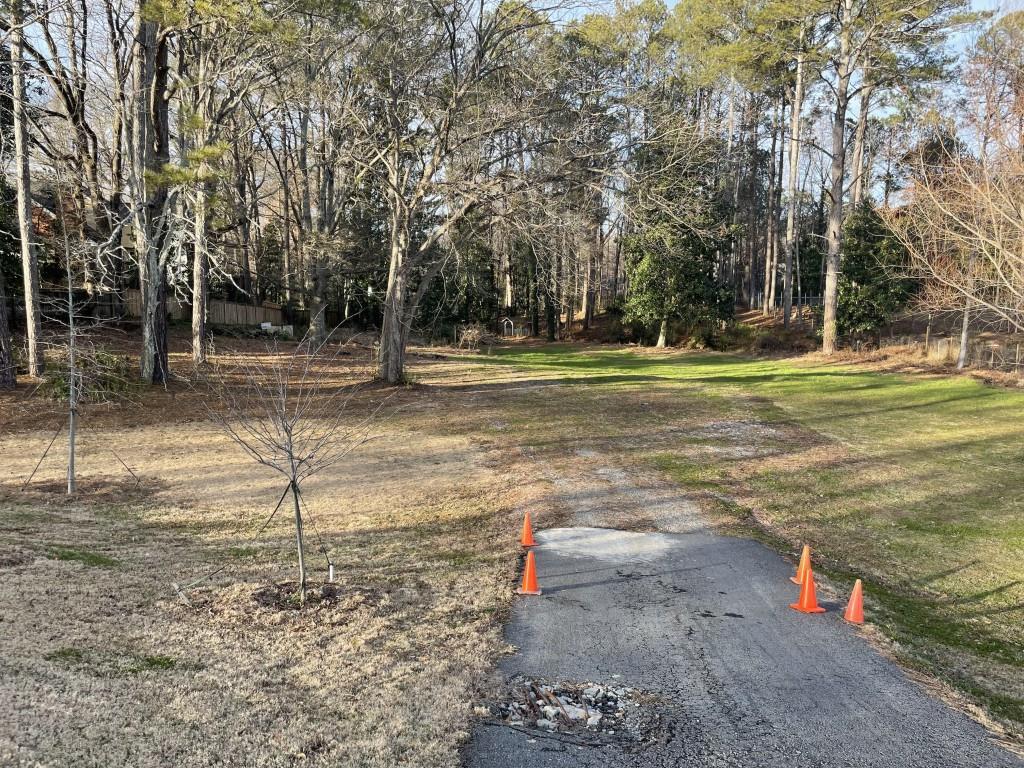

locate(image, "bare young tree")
[[203, 333, 386, 604], [32, 174, 137, 494]]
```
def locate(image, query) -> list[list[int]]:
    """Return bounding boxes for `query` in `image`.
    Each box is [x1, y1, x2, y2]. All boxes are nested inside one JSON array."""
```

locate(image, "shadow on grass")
[[432, 374, 671, 392]]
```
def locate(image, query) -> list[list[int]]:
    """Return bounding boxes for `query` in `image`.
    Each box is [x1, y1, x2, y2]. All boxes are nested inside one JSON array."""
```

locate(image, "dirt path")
[[464, 450, 1023, 768]]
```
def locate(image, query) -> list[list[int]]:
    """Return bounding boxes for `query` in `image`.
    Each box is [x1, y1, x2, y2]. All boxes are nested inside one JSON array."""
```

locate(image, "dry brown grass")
[[801, 343, 1024, 389], [0, 342, 537, 768]]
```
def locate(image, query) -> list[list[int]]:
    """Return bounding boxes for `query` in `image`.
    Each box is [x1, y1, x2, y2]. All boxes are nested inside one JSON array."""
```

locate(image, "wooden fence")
[[122, 289, 283, 327]]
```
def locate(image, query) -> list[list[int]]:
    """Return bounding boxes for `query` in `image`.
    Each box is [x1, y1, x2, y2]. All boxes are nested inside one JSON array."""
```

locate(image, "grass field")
[[1, 339, 1022, 766], [473, 344, 1024, 732]]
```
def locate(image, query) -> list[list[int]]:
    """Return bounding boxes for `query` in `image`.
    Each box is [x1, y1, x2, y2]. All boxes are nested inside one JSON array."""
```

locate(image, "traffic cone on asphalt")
[[844, 579, 865, 624], [790, 563, 826, 614], [520, 511, 537, 548], [516, 550, 542, 595], [791, 544, 810, 585]]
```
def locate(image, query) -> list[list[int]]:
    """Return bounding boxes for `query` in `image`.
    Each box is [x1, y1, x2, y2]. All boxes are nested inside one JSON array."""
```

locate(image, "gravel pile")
[[492, 677, 644, 736]]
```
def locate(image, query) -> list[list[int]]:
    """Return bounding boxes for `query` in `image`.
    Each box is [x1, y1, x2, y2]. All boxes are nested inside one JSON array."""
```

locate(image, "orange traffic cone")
[[844, 579, 864, 624], [520, 511, 537, 548], [516, 550, 542, 595], [791, 545, 810, 585], [790, 562, 826, 614]]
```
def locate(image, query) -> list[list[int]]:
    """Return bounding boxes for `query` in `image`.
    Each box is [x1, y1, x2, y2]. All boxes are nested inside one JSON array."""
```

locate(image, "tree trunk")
[[610, 222, 622, 301], [310, 253, 328, 344], [544, 292, 556, 341], [67, 378, 77, 494], [762, 97, 781, 315], [290, 481, 307, 605], [744, 97, 761, 309], [66, 256, 78, 495], [132, 7, 171, 384], [297, 101, 313, 310], [501, 244, 513, 312], [583, 220, 599, 330], [192, 178, 210, 365], [783, 47, 805, 329], [768, 99, 785, 313], [379, 287, 406, 383], [795, 224, 803, 320], [957, 300, 971, 370], [281, 114, 293, 305], [822, 8, 854, 356], [0, 272, 15, 389], [850, 78, 874, 208], [140, 243, 169, 383], [730, 96, 750, 298], [546, 253, 557, 341], [656, 318, 668, 348], [378, 212, 408, 383], [582, 251, 592, 331], [529, 246, 540, 336], [554, 251, 563, 339], [11, 2, 44, 377]]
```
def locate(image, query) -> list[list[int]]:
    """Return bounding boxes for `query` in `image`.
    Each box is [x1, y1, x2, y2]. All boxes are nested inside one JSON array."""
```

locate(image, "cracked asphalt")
[[463, 526, 1023, 768]]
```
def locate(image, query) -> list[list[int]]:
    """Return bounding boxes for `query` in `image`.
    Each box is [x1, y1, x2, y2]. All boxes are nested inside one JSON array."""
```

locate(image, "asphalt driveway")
[[464, 526, 1022, 768]]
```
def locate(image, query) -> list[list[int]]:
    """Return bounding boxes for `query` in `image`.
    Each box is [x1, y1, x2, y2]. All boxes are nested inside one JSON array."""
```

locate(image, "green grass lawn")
[[474, 344, 1024, 731]]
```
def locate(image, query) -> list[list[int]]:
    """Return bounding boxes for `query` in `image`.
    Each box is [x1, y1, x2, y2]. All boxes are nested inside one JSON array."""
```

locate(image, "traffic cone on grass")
[[520, 511, 537, 548], [791, 545, 810, 585], [790, 563, 826, 614], [844, 579, 864, 624], [516, 550, 542, 595]]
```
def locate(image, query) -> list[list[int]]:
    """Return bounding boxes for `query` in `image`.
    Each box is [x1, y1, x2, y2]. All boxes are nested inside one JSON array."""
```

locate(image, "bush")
[[209, 324, 294, 340], [457, 323, 499, 349], [37, 350, 139, 403], [604, 297, 627, 319], [707, 323, 817, 354], [837, 203, 917, 336]]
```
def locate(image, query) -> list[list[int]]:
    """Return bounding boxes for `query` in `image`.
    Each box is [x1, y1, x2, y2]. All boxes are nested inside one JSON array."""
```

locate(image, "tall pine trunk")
[[783, 47, 805, 329], [822, 5, 854, 356], [850, 78, 874, 208], [762, 97, 781, 315], [769, 99, 785, 313], [11, 0, 44, 377]]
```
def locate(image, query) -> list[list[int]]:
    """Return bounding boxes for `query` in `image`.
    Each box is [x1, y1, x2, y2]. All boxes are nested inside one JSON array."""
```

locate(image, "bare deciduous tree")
[[204, 334, 386, 603], [887, 142, 1024, 336]]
